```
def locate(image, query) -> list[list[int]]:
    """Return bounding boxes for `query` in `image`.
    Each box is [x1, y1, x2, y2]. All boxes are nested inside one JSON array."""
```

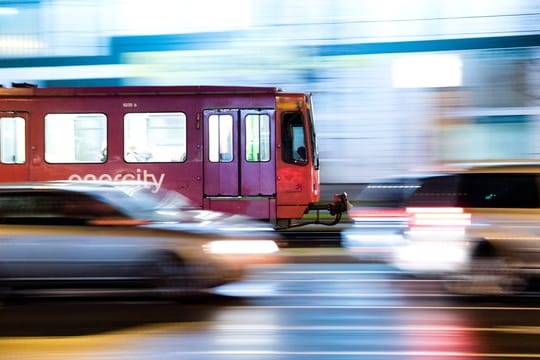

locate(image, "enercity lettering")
[[68, 169, 165, 193]]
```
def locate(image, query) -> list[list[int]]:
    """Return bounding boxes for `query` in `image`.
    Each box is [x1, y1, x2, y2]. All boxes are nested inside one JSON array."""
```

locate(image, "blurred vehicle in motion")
[[344, 163, 540, 295], [0, 84, 349, 229], [341, 175, 422, 261], [0, 181, 281, 299]]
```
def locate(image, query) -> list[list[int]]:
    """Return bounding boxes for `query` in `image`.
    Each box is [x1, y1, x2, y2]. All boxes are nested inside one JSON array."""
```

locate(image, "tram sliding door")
[[239, 109, 275, 196], [203, 110, 240, 196], [203, 109, 276, 218]]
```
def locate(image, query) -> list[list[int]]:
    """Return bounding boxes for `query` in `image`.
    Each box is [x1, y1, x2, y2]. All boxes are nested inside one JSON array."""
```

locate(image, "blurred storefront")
[[0, 0, 539, 183]]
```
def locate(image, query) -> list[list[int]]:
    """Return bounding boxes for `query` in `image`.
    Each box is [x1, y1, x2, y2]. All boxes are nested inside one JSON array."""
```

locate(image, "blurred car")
[[341, 175, 423, 261], [0, 181, 281, 299], [344, 163, 540, 295]]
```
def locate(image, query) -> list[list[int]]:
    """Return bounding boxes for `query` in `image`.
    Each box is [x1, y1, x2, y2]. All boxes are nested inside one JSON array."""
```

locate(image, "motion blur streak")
[[406, 207, 472, 227], [0, 1, 539, 184], [203, 240, 279, 254]]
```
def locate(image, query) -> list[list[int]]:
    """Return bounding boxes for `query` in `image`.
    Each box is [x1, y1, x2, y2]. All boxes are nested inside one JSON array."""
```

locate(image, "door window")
[[245, 114, 270, 162], [208, 114, 233, 162]]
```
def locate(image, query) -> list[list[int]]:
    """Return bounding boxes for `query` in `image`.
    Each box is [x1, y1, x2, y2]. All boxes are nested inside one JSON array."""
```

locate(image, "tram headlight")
[[203, 240, 279, 254]]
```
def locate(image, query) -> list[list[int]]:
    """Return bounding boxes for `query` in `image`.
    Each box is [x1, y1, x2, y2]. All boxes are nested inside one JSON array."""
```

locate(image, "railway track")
[[276, 230, 342, 248]]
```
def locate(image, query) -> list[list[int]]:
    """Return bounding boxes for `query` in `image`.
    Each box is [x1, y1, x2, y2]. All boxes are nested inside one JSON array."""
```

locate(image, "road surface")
[[1, 260, 540, 359]]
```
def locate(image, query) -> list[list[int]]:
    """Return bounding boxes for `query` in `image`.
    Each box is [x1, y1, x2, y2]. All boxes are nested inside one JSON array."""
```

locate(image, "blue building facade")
[[0, 0, 539, 182]]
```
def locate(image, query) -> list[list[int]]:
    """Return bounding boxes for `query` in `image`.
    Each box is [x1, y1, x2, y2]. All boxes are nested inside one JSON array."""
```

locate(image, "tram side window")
[[0, 117, 25, 164], [208, 114, 233, 162], [281, 112, 307, 164], [124, 112, 187, 163], [45, 114, 107, 163], [245, 114, 270, 162]]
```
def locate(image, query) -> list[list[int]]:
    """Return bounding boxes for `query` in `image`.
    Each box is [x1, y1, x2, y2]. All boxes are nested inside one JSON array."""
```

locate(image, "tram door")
[[0, 112, 29, 181], [203, 109, 275, 197]]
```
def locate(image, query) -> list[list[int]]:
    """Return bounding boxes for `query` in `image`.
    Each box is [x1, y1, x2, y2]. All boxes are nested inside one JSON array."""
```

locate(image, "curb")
[[279, 248, 366, 263]]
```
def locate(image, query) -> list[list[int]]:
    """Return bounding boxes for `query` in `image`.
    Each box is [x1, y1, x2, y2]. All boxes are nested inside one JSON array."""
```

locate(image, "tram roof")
[[0, 84, 290, 97]]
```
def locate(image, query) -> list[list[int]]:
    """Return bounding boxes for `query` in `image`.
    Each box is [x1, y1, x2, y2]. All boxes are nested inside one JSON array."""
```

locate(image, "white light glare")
[[392, 54, 462, 88], [394, 241, 468, 273], [203, 240, 279, 254], [0, 7, 18, 15], [406, 207, 471, 227]]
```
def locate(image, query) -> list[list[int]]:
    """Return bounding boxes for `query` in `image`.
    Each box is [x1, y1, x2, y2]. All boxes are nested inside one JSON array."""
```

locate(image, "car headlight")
[[203, 240, 279, 254]]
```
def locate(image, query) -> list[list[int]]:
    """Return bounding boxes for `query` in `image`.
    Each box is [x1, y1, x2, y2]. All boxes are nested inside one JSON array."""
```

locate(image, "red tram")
[[0, 84, 347, 228]]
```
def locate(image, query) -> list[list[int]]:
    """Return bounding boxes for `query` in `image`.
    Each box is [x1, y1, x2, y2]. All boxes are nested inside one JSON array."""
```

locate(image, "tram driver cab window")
[[281, 112, 307, 165]]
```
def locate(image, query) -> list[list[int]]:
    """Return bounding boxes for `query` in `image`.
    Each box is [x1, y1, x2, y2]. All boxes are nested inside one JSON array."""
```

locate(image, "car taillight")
[[349, 208, 409, 228], [406, 207, 471, 228], [349, 208, 408, 222]]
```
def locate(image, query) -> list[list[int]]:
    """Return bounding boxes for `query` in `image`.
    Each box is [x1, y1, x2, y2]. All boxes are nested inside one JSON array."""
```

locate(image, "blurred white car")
[[341, 176, 421, 262], [0, 181, 281, 299], [345, 163, 540, 295]]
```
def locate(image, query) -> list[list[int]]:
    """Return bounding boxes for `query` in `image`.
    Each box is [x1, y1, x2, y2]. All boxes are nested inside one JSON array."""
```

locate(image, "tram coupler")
[[299, 192, 352, 227], [328, 192, 351, 216]]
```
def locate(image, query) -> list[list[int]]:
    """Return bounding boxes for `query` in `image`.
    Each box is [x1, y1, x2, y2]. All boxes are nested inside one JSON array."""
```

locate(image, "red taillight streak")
[[349, 209, 407, 218], [406, 207, 471, 227], [88, 219, 149, 226], [406, 207, 465, 214]]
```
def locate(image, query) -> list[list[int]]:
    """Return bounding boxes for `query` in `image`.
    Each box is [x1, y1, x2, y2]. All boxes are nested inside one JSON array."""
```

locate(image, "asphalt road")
[[2, 256, 540, 360]]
